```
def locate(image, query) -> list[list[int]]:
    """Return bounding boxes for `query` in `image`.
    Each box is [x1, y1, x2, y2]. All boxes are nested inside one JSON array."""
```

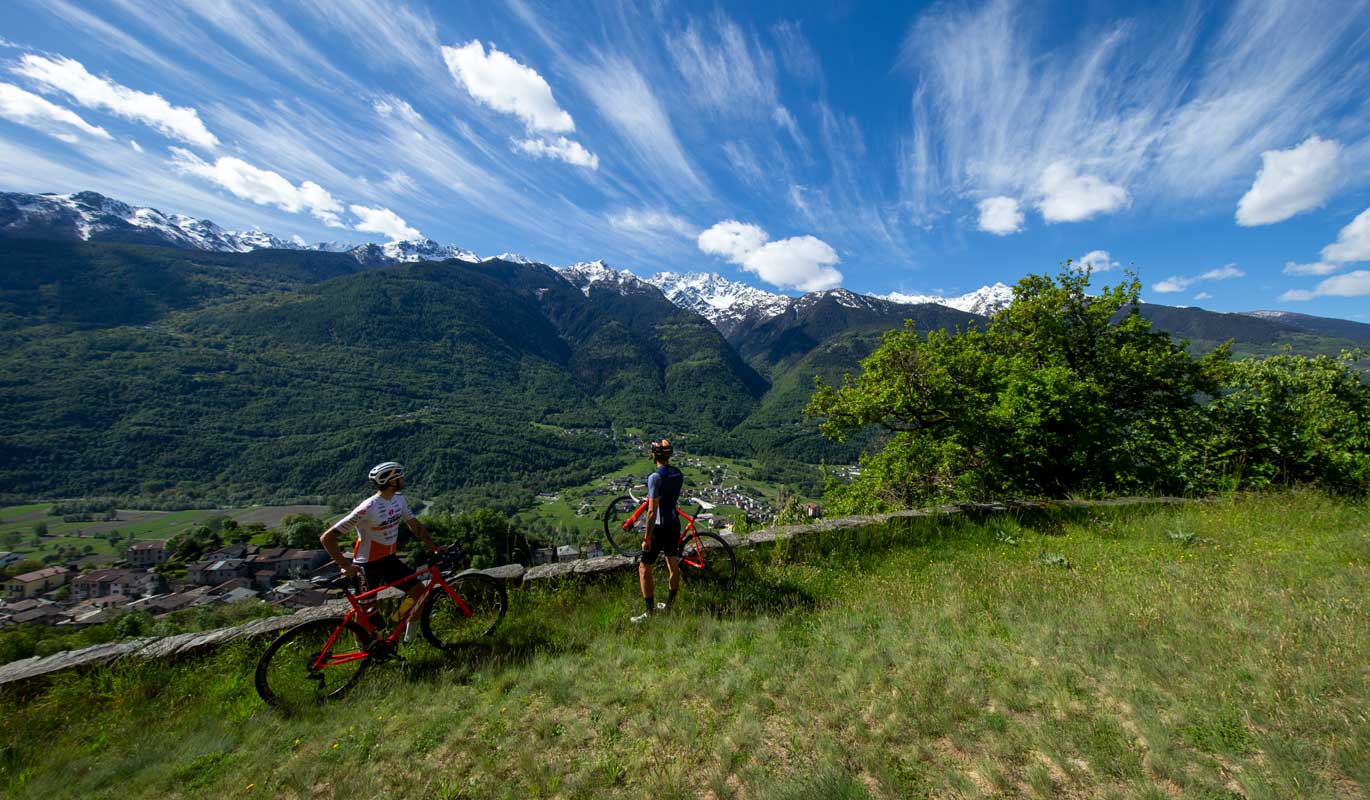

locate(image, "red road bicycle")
[[602, 488, 737, 587], [255, 549, 506, 709]]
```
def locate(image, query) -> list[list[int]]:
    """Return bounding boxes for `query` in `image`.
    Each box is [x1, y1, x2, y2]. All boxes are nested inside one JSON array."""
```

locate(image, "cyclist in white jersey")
[[321, 461, 440, 625]]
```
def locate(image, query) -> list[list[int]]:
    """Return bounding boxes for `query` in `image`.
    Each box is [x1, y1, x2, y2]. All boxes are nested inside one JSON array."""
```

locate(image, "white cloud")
[[1281, 270, 1370, 301], [350, 204, 421, 242], [698, 220, 769, 263], [1194, 292, 1212, 300], [743, 236, 842, 292], [169, 147, 343, 227], [291, 234, 307, 246], [515, 136, 598, 169], [1036, 161, 1129, 222], [608, 209, 697, 238], [14, 54, 218, 149], [1321, 208, 1370, 263], [442, 40, 574, 133], [1201, 265, 1243, 281], [976, 196, 1024, 235], [1236, 135, 1341, 226], [1078, 250, 1120, 271], [1282, 260, 1340, 276], [1154, 263, 1244, 293], [697, 220, 841, 291], [128, 138, 142, 153], [0, 81, 111, 140]]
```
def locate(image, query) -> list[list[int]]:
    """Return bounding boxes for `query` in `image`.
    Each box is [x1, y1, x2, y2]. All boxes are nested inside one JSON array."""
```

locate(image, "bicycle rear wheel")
[[255, 617, 371, 710], [603, 495, 646, 557], [679, 531, 736, 588], [421, 573, 508, 650]]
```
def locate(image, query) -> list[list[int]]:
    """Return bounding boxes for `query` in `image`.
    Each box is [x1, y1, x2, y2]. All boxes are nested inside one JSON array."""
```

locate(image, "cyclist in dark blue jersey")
[[633, 438, 684, 622]]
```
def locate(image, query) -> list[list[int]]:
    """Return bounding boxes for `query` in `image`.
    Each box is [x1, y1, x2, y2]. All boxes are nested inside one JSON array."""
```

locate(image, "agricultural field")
[[5, 491, 1364, 798], [0, 504, 332, 565]]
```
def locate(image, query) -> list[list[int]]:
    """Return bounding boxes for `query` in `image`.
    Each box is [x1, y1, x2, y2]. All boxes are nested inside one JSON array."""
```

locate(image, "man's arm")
[[644, 497, 658, 548], [404, 517, 441, 553], [319, 526, 356, 576]]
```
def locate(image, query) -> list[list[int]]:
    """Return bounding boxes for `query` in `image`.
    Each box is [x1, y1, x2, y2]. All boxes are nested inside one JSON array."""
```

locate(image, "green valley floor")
[[2, 492, 1366, 799]]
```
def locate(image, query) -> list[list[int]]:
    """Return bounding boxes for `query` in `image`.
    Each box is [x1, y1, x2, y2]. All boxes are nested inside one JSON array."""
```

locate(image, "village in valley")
[[0, 451, 816, 631]]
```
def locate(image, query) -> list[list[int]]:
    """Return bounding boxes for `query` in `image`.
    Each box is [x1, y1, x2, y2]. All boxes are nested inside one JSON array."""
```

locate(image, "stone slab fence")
[[0, 497, 1191, 687]]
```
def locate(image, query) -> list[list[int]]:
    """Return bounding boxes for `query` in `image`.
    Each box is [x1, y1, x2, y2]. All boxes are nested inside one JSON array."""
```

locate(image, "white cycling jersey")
[[329, 493, 414, 564]]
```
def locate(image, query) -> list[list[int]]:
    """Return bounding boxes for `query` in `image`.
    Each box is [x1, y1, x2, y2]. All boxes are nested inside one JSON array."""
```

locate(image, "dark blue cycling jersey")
[[646, 465, 684, 525]]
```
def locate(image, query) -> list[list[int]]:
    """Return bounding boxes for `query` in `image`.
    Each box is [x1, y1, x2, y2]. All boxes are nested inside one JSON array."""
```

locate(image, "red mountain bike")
[[254, 549, 506, 709], [602, 488, 737, 587]]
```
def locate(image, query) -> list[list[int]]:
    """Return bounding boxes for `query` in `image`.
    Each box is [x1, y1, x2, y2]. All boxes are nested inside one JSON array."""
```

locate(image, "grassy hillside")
[[3, 492, 1365, 798]]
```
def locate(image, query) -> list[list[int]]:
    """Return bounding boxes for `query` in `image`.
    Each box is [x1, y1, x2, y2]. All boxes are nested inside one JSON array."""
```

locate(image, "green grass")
[[3, 492, 1367, 799]]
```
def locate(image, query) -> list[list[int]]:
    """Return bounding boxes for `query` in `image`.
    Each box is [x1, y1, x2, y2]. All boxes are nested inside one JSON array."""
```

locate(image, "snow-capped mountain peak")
[[881, 282, 1014, 316], [483, 252, 535, 265], [646, 271, 790, 325], [556, 259, 655, 296], [381, 239, 480, 263]]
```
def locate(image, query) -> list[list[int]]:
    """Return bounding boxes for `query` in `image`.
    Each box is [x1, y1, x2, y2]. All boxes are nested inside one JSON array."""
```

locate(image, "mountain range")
[[2, 189, 1367, 504]]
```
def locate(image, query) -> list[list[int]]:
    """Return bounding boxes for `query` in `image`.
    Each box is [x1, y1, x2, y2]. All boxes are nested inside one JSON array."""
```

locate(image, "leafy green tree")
[[420, 509, 534, 568], [808, 264, 1228, 510], [1205, 351, 1370, 493], [31, 522, 47, 538], [280, 514, 326, 549]]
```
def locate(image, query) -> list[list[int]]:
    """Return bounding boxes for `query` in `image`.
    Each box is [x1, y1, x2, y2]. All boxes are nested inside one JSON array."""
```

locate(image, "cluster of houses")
[[0, 539, 337, 630]]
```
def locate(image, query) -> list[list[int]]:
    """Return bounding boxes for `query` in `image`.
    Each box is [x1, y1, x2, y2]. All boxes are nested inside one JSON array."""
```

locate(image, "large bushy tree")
[[807, 265, 1230, 510]]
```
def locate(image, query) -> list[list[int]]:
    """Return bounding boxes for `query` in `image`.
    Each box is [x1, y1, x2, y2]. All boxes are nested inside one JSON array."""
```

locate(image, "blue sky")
[[2, 0, 1368, 319]]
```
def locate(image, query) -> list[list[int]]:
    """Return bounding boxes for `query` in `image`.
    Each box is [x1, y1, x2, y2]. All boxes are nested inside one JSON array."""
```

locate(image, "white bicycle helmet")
[[368, 461, 405, 486]]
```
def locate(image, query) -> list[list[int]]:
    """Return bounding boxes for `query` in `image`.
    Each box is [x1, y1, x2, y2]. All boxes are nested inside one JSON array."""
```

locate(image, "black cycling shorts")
[[356, 555, 419, 595], [640, 518, 683, 565]]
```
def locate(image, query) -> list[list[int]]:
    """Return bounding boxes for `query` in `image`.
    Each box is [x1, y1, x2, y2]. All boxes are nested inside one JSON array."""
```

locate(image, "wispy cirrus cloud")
[[0, 81, 111, 141], [1236, 135, 1341, 226], [13, 54, 218, 149], [666, 15, 778, 119], [698, 219, 841, 291], [900, 0, 1369, 227], [608, 208, 697, 238]]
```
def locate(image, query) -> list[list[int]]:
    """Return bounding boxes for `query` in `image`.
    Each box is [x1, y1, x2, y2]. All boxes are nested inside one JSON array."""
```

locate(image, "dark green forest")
[[3, 240, 1367, 511]]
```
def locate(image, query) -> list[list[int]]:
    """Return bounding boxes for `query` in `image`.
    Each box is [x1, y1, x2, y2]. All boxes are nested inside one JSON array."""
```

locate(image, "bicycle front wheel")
[[421, 573, 508, 650], [255, 617, 371, 710], [680, 531, 737, 588], [603, 495, 646, 557]]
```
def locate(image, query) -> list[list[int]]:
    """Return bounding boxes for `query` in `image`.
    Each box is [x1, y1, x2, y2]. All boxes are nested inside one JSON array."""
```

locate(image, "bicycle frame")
[[309, 563, 473, 671], [619, 503, 710, 570]]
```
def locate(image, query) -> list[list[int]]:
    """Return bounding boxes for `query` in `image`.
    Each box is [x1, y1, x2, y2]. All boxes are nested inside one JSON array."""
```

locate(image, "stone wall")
[[0, 497, 1190, 686]]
